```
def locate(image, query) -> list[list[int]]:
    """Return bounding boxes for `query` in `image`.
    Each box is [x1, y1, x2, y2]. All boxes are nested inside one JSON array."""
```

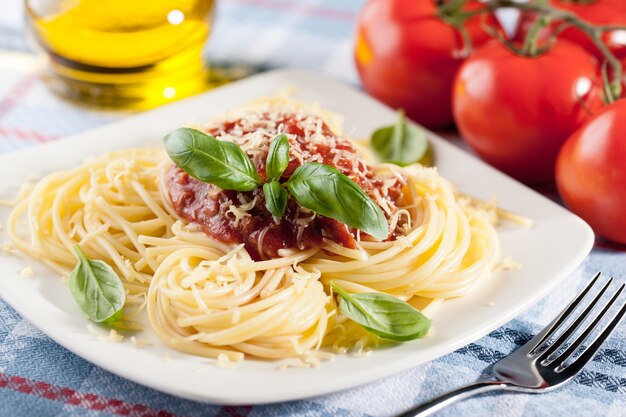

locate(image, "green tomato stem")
[[457, 0, 623, 103], [436, 0, 474, 56], [437, 0, 470, 16], [495, 0, 622, 101], [523, 15, 551, 57]]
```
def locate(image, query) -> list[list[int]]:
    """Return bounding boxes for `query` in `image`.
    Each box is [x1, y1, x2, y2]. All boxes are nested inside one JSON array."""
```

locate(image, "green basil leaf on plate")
[[266, 134, 290, 181], [68, 245, 125, 323], [286, 162, 388, 239], [263, 180, 288, 219], [164, 127, 261, 192], [371, 111, 430, 167], [331, 281, 431, 341]]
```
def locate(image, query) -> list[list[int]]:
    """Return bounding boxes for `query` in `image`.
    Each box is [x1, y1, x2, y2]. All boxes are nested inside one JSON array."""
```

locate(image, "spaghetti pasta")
[[7, 101, 502, 362]]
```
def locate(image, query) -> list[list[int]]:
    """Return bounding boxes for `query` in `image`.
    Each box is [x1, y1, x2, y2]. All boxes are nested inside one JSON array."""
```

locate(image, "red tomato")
[[452, 40, 602, 183], [556, 99, 626, 245], [516, 0, 626, 60], [355, 0, 500, 129]]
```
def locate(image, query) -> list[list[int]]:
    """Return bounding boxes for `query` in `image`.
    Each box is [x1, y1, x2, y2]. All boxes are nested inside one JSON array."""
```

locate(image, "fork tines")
[[527, 272, 626, 372]]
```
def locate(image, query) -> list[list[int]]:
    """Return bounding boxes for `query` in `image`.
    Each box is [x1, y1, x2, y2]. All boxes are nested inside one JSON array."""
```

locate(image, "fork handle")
[[396, 380, 509, 417]]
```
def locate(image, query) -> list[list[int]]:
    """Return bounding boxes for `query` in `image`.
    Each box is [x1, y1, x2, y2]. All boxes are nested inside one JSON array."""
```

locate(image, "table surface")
[[0, 1, 625, 416]]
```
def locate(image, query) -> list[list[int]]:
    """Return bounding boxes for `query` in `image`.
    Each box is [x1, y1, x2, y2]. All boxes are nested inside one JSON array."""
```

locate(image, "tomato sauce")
[[166, 110, 404, 260]]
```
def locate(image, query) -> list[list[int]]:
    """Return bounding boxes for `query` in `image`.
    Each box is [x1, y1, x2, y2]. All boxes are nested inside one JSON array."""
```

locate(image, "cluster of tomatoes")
[[355, 0, 626, 245]]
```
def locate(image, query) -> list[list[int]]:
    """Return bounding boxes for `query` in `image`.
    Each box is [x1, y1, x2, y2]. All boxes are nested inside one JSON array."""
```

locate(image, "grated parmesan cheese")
[[294, 207, 316, 227], [2, 241, 18, 255], [187, 102, 411, 260], [224, 196, 257, 227], [87, 325, 125, 343], [216, 353, 236, 369], [19, 266, 34, 278], [277, 248, 298, 257], [130, 336, 152, 348], [493, 256, 522, 272], [256, 226, 270, 260], [276, 358, 311, 371]]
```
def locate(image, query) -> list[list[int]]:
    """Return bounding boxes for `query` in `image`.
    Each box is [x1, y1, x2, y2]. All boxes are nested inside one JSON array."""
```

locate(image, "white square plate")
[[0, 69, 593, 405]]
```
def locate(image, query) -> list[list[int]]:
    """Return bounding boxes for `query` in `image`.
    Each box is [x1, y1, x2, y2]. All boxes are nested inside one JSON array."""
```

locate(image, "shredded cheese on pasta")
[[5, 100, 511, 363]]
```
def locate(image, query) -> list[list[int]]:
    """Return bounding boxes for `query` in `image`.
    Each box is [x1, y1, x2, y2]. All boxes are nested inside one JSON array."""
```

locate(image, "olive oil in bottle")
[[25, 0, 217, 109]]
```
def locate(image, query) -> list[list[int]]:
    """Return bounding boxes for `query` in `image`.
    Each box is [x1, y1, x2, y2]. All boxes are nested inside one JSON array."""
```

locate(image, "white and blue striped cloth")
[[0, 1, 624, 416]]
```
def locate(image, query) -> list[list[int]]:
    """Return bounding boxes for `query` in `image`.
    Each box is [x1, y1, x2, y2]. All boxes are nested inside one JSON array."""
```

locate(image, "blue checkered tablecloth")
[[0, 1, 625, 416]]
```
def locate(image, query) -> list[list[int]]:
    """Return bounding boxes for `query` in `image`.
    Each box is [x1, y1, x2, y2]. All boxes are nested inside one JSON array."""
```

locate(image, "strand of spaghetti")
[[303, 199, 442, 273], [94, 196, 158, 272], [210, 248, 319, 274], [130, 179, 175, 229]]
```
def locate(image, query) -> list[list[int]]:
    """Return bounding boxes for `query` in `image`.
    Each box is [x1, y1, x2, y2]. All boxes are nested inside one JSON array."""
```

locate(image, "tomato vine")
[[435, 0, 626, 102]]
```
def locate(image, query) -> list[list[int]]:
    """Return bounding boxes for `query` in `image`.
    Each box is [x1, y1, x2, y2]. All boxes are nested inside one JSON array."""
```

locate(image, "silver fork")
[[397, 273, 626, 417]]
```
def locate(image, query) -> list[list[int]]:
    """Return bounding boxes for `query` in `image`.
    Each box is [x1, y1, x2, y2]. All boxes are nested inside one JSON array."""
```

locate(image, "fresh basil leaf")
[[164, 127, 261, 192], [331, 282, 431, 341], [266, 134, 290, 181], [68, 245, 125, 323], [371, 111, 430, 167], [286, 162, 388, 239], [263, 180, 288, 219]]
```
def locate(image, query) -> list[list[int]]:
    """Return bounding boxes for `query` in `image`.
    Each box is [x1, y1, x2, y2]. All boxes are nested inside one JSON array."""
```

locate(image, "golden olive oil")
[[25, 0, 217, 108]]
